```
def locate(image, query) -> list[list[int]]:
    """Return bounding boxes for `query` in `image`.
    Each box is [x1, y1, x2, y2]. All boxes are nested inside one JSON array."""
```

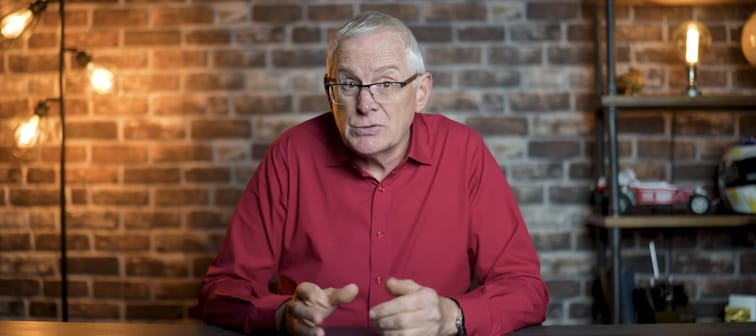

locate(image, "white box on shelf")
[[728, 294, 756, 322]]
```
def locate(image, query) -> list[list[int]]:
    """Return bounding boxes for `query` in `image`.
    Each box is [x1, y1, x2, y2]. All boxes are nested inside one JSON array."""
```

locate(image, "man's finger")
[[384, 277, 422, 297], [328, 283, 359, 305], [295, 282, 328, 308]]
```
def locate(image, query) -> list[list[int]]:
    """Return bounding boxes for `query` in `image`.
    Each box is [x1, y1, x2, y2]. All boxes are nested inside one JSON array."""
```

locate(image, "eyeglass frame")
[[323, 73, 421, 105]]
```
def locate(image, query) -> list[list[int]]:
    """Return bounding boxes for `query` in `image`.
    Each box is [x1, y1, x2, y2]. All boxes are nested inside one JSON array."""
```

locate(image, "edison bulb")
[[0, 9, 34, 39], [671, 21, 712, 65], [87, 63, 114, 94]]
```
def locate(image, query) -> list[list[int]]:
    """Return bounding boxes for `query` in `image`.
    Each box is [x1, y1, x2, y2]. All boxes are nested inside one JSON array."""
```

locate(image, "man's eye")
[[378, 82, 394, 89], [343, 82, 358, 88]]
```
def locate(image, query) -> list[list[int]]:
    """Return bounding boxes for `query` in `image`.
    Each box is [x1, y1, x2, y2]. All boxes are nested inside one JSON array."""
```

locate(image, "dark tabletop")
[[1, 320, 755, 336]]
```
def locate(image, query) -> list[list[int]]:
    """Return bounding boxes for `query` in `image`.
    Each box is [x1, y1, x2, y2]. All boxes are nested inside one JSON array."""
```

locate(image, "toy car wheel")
[[688, 195, 710, 215], [618, 194, 633, 214]]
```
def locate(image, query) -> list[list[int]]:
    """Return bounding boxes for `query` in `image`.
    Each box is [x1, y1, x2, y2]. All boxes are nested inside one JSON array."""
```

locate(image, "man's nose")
[[356, 86, 378, 113]]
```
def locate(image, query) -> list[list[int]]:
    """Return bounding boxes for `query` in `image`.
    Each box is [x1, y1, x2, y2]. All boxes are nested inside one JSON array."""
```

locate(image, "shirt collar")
[[325, 113, 433, 167]]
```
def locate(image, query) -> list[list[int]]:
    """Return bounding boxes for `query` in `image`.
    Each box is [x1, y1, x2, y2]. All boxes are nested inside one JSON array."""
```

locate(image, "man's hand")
[[369, 278, 459, 336], [284, 282, 359, 336]]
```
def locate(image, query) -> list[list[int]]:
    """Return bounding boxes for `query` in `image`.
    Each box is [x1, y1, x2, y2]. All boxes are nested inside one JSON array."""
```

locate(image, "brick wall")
[[1, 0, 755, 325]]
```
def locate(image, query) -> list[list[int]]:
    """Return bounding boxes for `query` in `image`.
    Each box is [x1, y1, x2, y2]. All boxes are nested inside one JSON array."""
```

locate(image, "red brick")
[[95, 234, 150, 251], [35, 233, 90, 251], [424, 47, 481, 65], [425, 3, 486, 21], [466, 117, 528, 136], [213, 188, 242, 206], [91, 190, 149, 206], [67, 121, 118, 139], [67, 211, 119, 230], [68, 257, 119, 275], [292, 27, 321, 43], [155, 188, 208, 206], [0, 168, 21, 184], [26, 168, 55, 184], [92, 97, 148, 116], [152, 96, 207, 115], [361, 4, 419, 22], [212, 50, 265, 68], [186, 210, 229, 229], [9, 189, 58, 206], [124, 211, 181, 229], [184, 167, 230, 182], [43, 280, 89, 299], [271, 49, 326, 67], [69, 303, 120, 319], [0, 233, 31, 251], [65, 32, 120, 48], [125, 30, 181, 46], [526, 1, 580, 20], [185, 73, 245, 91], [153, 7, 214, 26], [8, 54, 58, 73], [124, 168, 181, 184], [154, 233, 206, 252], [152, 144, 213, 162], [67, 166, 119, 184], [154, 280, 202, 299], [236, 26, 285, 44], [92, 145, 148, 164], [28, 33, 57, 49], [307, 5, 353, 21], [252, 5, 301, 22], [93, 9, 149, 27], [186, 29, 231, 45], [0, 279, 40, 296], [28, 301, 55, 318], [153, 50, 207, 69], [120, 74, 180, 93], [191, 119, 251, 139], [126, 256, 188, 277], [0, 100, 29, 118], [94, 281, 149, 299], [0, 256, 57, 275]]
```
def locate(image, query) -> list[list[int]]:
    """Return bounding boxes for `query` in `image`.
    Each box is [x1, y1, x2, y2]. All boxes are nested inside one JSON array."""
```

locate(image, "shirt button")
[[376, 231, 384, 239], [375, 276, 383, 284], [378, 185, 385, 192]]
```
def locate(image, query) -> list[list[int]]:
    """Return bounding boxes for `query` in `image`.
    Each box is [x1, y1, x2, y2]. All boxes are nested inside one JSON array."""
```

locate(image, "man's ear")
[[415, 72, 433, 113]]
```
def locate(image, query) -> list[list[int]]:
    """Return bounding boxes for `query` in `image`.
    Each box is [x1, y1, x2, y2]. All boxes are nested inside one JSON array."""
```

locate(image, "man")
[[199, 11, 548, 336]]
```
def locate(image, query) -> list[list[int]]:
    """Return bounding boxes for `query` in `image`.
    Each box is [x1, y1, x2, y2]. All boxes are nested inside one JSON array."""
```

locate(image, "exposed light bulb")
[[0, 9, 33, 39], [685, 25, 700, 64], [87, 62, 114, 94], [0, 1, 48, 40], [14, 113, 41, 148]]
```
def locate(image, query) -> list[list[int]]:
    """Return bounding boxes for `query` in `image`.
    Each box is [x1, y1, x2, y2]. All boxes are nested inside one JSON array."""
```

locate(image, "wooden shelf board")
[[586, 0, 749, 5], [587, 214, 756, 228], [601, 95, 756, 109]]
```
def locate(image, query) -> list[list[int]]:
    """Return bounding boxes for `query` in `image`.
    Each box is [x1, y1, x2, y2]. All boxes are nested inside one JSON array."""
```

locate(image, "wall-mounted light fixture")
[[672, 21, 712, 97], [0, 0, 47, 40], [72, 49, 115, 95], [4, 100, 60, 158], [0, 0, 115, 322]]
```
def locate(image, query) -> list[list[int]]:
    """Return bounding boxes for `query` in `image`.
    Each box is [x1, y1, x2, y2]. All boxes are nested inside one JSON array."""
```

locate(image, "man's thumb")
[[384, 277, 421, 296], [328, 283, 359, 305]]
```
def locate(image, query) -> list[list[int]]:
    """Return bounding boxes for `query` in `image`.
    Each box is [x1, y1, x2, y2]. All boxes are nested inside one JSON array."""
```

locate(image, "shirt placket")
[[367, 178, 392, 312]]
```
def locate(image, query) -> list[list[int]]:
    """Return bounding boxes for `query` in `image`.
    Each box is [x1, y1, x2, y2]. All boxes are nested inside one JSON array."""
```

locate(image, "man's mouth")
[[350, 125, 381, 136]]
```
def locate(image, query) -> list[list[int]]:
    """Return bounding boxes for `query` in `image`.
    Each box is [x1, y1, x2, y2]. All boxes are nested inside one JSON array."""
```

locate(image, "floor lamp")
[[1, 0, 113, 321]]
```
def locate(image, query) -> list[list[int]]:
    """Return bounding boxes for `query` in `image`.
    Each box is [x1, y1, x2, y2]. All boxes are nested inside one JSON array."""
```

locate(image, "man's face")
[[329, 29, 430, 163]]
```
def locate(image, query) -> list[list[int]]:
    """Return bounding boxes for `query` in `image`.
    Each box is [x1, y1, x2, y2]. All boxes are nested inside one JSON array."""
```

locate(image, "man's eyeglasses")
[[324, 73, 420, 105]]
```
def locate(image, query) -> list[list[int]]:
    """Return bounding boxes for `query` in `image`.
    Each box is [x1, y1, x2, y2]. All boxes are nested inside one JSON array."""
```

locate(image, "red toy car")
[[593, 169, 711, 215]]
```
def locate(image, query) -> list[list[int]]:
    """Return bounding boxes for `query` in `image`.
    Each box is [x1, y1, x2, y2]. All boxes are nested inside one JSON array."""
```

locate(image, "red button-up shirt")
[[199, 112, 548, 335]]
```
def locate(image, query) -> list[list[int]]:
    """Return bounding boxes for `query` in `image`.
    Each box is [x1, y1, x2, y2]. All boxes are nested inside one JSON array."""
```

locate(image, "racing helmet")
[[718, 138, 756, 213]]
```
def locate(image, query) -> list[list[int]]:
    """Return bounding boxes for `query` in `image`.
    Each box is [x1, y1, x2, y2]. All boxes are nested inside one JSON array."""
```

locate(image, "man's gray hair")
[[326, 11, 425, 76]]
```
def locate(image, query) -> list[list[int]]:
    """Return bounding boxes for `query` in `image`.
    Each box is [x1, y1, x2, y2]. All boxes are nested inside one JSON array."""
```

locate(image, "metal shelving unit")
[[589, 0, 756, 324]]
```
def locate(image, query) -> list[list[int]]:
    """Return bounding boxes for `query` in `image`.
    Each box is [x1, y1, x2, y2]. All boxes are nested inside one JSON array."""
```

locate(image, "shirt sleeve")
[[450, 135, 549, 336], [198, 141, 291, 333]]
